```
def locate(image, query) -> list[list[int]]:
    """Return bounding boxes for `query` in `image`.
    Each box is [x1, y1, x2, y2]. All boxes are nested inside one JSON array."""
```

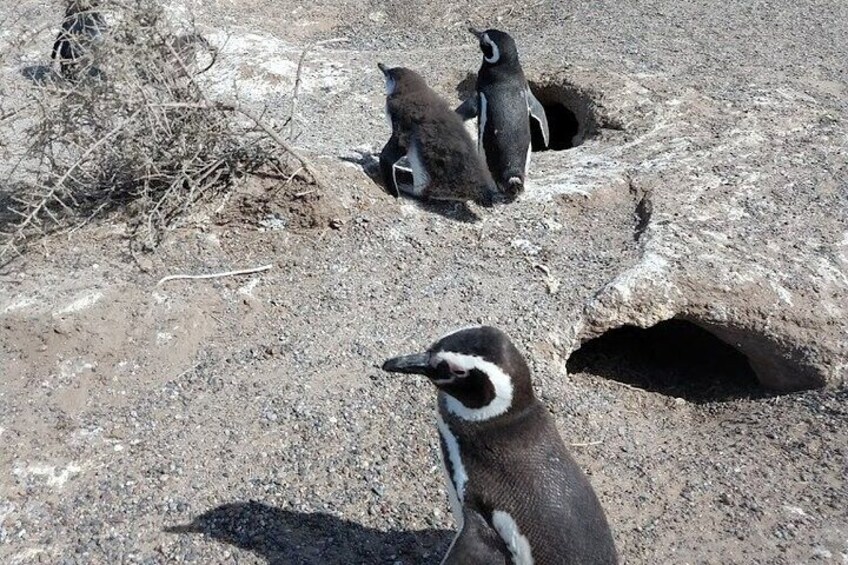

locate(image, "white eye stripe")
[[483, 34, 500, 64], [433, 351, 514, 421]]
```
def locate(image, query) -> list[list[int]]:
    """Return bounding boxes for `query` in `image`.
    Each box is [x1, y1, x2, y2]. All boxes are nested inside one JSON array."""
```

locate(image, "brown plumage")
[[378, 64, 498, 206]]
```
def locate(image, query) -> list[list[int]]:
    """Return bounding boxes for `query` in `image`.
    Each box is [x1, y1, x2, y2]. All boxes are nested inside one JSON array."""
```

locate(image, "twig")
[[287, 37, 348, 138], [157, 264, 273, 285], [174, 362, 203, 380], [158, 28, 210, 104], [151, 101, 324, 186], [1, 110, 140, 256], [570, 440, 604, 447], [270, 166, 304, 197], [0, 108, 22, 122], [63, 200, 110, 237], [220, 102, 325, 186]]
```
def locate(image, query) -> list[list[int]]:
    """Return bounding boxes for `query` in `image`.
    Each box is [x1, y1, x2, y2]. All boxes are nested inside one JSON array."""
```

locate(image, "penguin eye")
[[445, 362, 468, 377], [435, 359, 469, 379]]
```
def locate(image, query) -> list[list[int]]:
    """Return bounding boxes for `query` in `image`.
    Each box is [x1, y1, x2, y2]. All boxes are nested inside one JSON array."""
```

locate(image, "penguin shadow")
[[165, 501, 451, 565], [0, 188, 16, 228], [20, 64, 106, 85], [338, 150, 482, 224], [0, 189, 18, 269], [416, 199, 481, 223], [21, 65, 59, 85], [454, 71, 477, 103], [339, 149, 381, 180]]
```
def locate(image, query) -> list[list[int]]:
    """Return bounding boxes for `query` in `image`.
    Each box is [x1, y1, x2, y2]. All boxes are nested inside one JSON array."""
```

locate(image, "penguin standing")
[[378, 63, 499, 206], [457, 28, 550, 201], [51, 0, 107, 81], [383, 326, 618, 565]]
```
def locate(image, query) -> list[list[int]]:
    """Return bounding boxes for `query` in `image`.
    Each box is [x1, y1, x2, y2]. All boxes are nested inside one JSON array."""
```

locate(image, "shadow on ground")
[[166, 501, 451, 564], [21, 64, 57, 84], [339, 150, 481, 223]]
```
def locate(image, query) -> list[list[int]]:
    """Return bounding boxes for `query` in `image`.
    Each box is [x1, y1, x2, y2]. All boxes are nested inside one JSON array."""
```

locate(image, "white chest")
[[477, 92, 488, 155], [435, 409, 467, 529], [406, 137, 430, 195]]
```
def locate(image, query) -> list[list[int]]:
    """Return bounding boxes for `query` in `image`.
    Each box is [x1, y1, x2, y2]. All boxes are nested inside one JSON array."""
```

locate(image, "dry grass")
[[0, 0, 315, 258]]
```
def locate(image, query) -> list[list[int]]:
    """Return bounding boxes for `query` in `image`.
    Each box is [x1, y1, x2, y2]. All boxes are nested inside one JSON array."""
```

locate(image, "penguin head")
[[382, 326, 535, 421], [378, 63, 429, 96], [468, 27, 519, 67]]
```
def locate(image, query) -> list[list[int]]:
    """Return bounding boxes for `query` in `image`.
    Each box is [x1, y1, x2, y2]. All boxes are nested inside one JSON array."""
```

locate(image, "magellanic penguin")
[[383, 326, 618, 565], [456, 28, 550, 201], [51, 0, 107, 81], [378, 63, 499, 206]]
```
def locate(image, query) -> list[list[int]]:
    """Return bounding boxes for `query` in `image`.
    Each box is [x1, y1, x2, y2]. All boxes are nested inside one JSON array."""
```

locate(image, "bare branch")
[[287, 37, 348, 138], [157, 263, 274, 285], [1, 0, 312, 257]]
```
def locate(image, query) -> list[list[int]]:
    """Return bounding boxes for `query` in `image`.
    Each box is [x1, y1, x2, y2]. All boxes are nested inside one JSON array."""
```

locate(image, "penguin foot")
[[502, 177, 524, 202], [474, 180, 508, 207]]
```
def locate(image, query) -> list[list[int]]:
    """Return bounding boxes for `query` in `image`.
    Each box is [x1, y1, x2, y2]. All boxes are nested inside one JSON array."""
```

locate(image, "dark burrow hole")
[[566, 320, 764, 402], [528, 80, 597, 152]]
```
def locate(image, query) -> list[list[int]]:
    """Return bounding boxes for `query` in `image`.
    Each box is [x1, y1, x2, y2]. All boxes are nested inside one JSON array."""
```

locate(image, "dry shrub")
[[1, 0, 311, 256]]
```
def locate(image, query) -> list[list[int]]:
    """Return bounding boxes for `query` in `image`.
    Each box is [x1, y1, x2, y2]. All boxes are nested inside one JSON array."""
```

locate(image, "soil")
[[1, 0, 847, 564]]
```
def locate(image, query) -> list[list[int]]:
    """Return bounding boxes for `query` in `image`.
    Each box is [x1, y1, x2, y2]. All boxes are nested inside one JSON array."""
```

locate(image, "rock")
[[560, 66, 847, 391]]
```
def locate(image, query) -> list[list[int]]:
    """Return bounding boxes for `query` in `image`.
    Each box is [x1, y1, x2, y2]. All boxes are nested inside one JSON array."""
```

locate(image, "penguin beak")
[[377, 62, 389, 76], [468, 26, 484, 39], [382, 352, 431, 375]]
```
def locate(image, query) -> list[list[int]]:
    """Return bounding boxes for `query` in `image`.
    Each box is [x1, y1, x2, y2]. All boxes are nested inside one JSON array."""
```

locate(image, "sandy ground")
[[1, 0, 847, 564]]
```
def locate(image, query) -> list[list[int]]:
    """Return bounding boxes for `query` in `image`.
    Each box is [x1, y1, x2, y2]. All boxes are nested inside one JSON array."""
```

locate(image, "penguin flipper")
[[392, 135, 430, 198], [527, 88, 550, 147], [442, 510, 509, 565], [392, 156, 416, 196], [51, 35, 63, 61], [379, 135, 405, 197], [455, 96, 479, 121]]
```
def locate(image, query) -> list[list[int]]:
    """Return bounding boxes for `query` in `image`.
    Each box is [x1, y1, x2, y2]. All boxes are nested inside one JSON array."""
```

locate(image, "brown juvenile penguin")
[[378, 63, 499, 206]]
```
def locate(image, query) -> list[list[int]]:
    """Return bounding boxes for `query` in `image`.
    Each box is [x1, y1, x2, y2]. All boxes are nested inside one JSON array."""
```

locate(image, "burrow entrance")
[[566, 320, 763, 402], [528, 80, 599, 152]]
